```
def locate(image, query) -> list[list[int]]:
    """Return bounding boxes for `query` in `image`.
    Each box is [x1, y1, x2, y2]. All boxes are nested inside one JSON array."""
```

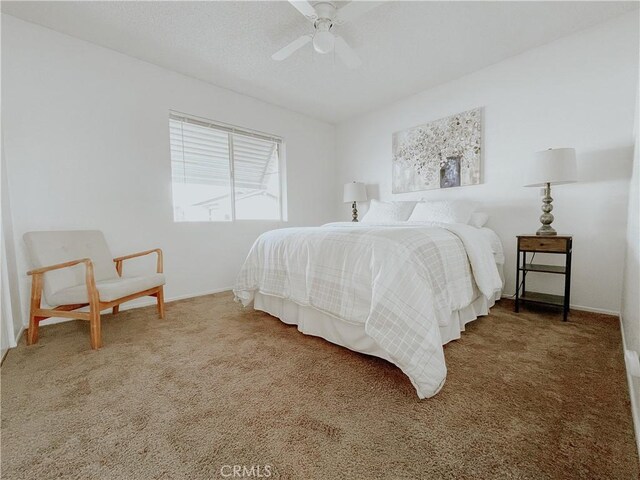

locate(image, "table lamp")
[[343, 181, 367, 222], [524, 148, 577, 236]]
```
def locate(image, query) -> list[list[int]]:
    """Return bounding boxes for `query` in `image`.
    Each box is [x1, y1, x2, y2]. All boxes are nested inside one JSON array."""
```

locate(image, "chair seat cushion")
[[48, 274, 166, 306]]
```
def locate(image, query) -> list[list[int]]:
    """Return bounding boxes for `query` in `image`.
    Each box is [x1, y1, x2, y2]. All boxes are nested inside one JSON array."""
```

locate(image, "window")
[[169, 112, 285, 222]]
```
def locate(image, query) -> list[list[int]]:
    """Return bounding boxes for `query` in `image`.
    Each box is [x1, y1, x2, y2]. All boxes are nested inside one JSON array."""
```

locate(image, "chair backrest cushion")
[[23, 230, 119, 303]]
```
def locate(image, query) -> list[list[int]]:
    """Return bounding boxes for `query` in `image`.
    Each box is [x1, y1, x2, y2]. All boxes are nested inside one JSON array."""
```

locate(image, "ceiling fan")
[[272, 1, 382, 69]]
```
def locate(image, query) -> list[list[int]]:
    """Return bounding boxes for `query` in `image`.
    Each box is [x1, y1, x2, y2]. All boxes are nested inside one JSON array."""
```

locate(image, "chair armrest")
[[27, 257, 99, 306], [27, 258, 93, 276], [113, 248, 163, 274]]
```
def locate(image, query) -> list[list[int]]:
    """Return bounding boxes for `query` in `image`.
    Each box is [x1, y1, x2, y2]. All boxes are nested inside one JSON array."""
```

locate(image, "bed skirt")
[[254, 291, 499, 363]]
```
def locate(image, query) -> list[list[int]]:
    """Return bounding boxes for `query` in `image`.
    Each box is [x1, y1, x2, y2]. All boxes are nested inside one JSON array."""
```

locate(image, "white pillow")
[[361, 199, 417, 223], [469, 212, 489, 228], [408, 200, 477, 224]]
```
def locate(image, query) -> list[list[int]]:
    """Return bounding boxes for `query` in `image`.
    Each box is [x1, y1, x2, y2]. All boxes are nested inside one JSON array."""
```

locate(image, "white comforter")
[[234, 222, 502, 398]]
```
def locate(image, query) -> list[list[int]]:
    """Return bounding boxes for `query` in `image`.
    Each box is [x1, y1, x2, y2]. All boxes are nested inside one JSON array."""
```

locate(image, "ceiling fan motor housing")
[[314, 2, 337, 21]]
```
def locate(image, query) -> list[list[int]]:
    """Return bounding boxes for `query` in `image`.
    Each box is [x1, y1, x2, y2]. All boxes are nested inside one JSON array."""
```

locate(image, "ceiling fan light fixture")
[[274, 0, 375, 67], [312, 31, 335, 54]]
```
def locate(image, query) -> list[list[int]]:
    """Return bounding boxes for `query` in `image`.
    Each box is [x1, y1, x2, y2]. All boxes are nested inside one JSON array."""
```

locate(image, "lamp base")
[[352, 202, 359, 222], [536, 182, 556, 236], [536, 225, 557, 236]]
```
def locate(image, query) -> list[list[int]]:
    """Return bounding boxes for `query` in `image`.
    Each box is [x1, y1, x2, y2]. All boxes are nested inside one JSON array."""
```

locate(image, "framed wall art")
[[392, 108, 482, 193]]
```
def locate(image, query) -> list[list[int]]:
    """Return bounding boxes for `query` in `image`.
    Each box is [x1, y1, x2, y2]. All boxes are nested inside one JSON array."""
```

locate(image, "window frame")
[[169, 111, 287, 223]]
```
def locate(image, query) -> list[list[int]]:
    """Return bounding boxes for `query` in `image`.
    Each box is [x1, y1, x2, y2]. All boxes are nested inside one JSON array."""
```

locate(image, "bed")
[[234, 219, 504, 398]]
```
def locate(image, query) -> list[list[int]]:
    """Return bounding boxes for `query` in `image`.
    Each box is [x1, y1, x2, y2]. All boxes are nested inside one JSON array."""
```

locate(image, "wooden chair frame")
[[27, 248, 165, 350]]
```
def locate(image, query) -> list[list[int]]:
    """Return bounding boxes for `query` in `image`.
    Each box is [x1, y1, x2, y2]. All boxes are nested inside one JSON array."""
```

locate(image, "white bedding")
[[234, 221, 503, 398]]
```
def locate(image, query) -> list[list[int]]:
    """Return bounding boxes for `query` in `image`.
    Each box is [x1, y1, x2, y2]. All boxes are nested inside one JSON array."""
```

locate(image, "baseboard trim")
[[568, 304, 620, 316], [3, 325, 25, 364], [619, 313, 640, 457], [15, 325, 25, 344], [165, 286, 235, 303], [500, 295, 620, 316], [106, 285, 236, 312]]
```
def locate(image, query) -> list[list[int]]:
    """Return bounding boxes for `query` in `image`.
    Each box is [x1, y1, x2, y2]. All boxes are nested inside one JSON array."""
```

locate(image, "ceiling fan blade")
[[272, 35, 312, 61], [334, 36, 362, 69], [288, 0, 317, 20], [337, 1, 383, 23]]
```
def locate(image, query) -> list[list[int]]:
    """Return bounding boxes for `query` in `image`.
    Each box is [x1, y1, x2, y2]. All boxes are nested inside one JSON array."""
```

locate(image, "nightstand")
[[515, 235, 573, 321]]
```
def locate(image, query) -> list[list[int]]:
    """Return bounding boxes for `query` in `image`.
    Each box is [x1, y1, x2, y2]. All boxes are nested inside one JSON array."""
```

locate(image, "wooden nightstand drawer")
[[518, 236, 570, 253]]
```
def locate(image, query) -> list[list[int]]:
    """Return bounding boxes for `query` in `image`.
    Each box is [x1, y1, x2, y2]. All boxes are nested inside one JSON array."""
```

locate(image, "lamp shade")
[[524, 148, 578, 187], [343, 182, 367, 203]]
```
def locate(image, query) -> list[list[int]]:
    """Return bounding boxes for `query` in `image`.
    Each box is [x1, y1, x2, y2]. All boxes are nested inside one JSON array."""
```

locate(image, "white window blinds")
[[169, 118, 230, 187], [169, 113, 284, 222]]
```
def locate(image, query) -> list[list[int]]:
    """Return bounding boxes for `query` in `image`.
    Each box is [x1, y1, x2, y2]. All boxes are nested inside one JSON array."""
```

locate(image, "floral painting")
[[392, 108, 482, 193]]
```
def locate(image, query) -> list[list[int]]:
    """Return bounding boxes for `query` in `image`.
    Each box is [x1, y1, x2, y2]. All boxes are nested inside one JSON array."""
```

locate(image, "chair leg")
[[27, 313, 39, 345], [157, 286, 165, 319], [112, 305, 120, 315], [89, 308, 102, 350], [27, 274, 43, 345]]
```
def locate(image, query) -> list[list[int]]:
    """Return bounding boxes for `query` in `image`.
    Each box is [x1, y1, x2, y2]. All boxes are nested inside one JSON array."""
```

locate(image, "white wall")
[[621, 93, 640, 453], [336, 12, 639, 314], [1, 124, 24, 342], [1, 136, 19, 357], [1, 15, 337, 336]]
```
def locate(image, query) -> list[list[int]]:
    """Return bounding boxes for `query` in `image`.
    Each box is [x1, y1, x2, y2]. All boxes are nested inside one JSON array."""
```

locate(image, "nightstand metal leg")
[[522, 252, 526, 296], [515, 248, 520, 313], [564, 249, 572, 321]]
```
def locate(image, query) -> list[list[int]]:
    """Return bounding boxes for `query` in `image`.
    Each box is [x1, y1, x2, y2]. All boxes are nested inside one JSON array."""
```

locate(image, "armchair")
[[24, 231, 166, 350]]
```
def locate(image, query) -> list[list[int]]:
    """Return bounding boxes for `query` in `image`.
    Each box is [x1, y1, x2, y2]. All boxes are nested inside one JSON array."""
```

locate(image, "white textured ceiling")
[[2, 1, 638, 123]]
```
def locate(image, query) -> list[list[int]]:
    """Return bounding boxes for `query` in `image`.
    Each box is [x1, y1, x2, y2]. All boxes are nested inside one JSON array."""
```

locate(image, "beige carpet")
[[1, 292, 638, 479]]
